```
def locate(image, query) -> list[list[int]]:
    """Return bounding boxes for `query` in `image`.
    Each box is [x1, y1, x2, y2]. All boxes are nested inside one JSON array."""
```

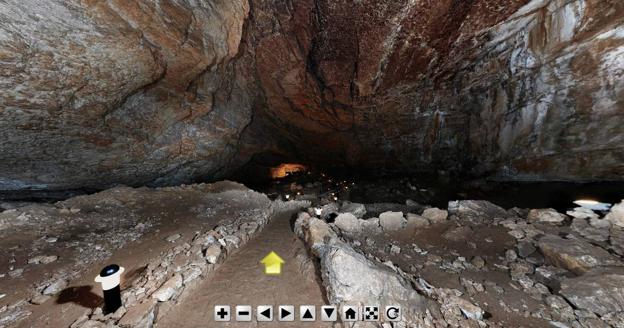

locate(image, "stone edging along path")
[[71, 199, 311, 328]]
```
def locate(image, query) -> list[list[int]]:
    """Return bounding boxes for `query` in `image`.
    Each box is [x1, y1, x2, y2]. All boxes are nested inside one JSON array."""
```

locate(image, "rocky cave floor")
[[0, 176, 623, 328]]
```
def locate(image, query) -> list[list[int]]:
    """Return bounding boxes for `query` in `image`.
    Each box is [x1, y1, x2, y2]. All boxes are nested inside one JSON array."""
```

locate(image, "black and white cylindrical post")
[[94, 264, 125, 314]]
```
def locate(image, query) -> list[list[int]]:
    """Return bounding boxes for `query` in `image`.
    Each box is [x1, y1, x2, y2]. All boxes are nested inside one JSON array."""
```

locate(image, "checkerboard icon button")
[[257, 305, 273, 321], [364, 305, 380, 321], [321, 305, 338, 321], [300, 305, 316, 321], [341, 305, 359, 322], [214, 305, 230, 322], [278, 305, 295, 321], [385, 305, 401, 322], [235, 305, 252, 322]]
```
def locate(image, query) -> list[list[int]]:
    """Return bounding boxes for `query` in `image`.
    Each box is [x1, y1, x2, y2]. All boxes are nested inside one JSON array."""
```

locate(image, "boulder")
[[379, 212, 406, 231], [320, 203, 340, 221], [204, 245, 222, 264], [537, 235, 622, 274], [517, 240, 537, 258], [334, 213, 361, 234], [571, 218, 610, 242], [527, 209, 567, 224], [448, 200, 507, 222], [320, 240, 427, 322], [421, 208, 448, 224], [560, 268, 624, 316], [566, 207, 599, 220], [605, 201, 624, 228], [360, 218, 381, 232], [405, 213, 430, 228], [294, 215, 335, 255], [339, 202, 367, 219]]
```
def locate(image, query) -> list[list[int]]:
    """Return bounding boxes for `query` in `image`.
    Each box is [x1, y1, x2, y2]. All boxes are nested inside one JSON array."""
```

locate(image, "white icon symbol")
[[214, 305, 230, 322], [341, 305, 359, 322], [321, 305, 337, 321], [235, 305, 252, 322], [300, 305, 316, 321], [364, 306, 380, 321], [278, 305, 295, 321], [386, 305, 401, 321], [257, 305, 273, 321]]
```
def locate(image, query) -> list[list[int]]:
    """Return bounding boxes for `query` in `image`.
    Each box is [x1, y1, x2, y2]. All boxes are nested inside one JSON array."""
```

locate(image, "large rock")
[[334, 213, 361, 235], [560, 268, 624, 316], [537, 235, 623, 274], [448, 200, 507, 222], [421, 208, 448, 224], [379, 211, 406, 231], [605, 201, 624, 228], [320, 240, 427, 322], [295, 212, 427, 324], [339, 202, 367, 219], [528, 209, 567, 224]]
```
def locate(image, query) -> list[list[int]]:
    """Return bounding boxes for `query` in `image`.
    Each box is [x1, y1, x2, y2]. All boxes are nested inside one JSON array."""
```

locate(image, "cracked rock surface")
[[1, 0, 624, 191]]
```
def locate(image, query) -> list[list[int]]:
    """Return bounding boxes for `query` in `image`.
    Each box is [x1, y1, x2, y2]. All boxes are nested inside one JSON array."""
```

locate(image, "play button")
[[278, 305, 294, 321], [257, 305, 273, 321]]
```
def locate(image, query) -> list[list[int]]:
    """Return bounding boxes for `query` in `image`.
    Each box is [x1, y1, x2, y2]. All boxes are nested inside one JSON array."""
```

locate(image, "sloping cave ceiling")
[[0, 0, 623, 191]]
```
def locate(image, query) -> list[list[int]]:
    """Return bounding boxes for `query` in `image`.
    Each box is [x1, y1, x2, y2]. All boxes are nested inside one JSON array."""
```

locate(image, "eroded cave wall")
[[0, 0, 257, 190], [0, 0, 622, 191], [250, 0, 624, 180]]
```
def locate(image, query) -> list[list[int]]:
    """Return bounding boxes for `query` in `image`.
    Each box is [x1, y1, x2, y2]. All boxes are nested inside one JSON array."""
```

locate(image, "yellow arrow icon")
[[260, 251, 285, 275]]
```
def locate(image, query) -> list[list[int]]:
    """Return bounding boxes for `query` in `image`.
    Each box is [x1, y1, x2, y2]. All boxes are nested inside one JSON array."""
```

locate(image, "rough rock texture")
[[0, 0, 257, 190], [528, 208, 568, 224], [537, 234, 623, 274], [1, 0, 624, 190], [295, 215, 428, 325], [448, 200, 508, 222], [560, 268, 624, 316], [250, 0, 624, 179]]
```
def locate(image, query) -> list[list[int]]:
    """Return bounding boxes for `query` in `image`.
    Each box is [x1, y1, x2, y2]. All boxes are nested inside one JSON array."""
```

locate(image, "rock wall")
[[250, 0, 624, 180], [0, 0, 255, 190], [0, 0, 623, 191]]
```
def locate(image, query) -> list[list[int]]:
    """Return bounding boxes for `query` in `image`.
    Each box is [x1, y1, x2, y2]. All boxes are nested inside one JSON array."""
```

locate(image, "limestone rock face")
[[0, 0, 255, 190], [537, 234, 623, 274], [1, 0, 624, 190], [250, 0, 624, 180], [448, 200, 508, 222], [560, 268, 624, 316]]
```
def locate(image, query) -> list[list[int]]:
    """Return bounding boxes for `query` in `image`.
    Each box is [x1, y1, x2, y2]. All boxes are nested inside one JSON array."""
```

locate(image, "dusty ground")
[[0, 181, 273, 327], [158, 209, 330, 328], [353, 222, 552, 327], [2, 175, 623, 328]]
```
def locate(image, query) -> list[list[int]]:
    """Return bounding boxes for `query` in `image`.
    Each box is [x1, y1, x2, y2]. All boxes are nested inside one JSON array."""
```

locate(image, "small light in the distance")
[[574, 199, 611, 211]]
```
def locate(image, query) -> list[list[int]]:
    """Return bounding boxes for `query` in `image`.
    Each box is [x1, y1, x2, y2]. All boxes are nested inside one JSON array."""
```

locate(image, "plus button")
[[215, 306, 231, 321]]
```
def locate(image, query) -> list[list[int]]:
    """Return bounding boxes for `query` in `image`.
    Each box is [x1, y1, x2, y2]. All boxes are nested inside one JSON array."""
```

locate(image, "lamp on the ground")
[[95, 264, 125, 314]]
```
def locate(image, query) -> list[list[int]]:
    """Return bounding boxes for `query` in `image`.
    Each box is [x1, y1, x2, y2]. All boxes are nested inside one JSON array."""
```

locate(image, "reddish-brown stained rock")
[[1, 0, 623, 190]]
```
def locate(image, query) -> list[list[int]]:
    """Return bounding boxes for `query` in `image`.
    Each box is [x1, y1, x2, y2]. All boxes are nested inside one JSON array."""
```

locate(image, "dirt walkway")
[[157, 210, 332, 328]]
